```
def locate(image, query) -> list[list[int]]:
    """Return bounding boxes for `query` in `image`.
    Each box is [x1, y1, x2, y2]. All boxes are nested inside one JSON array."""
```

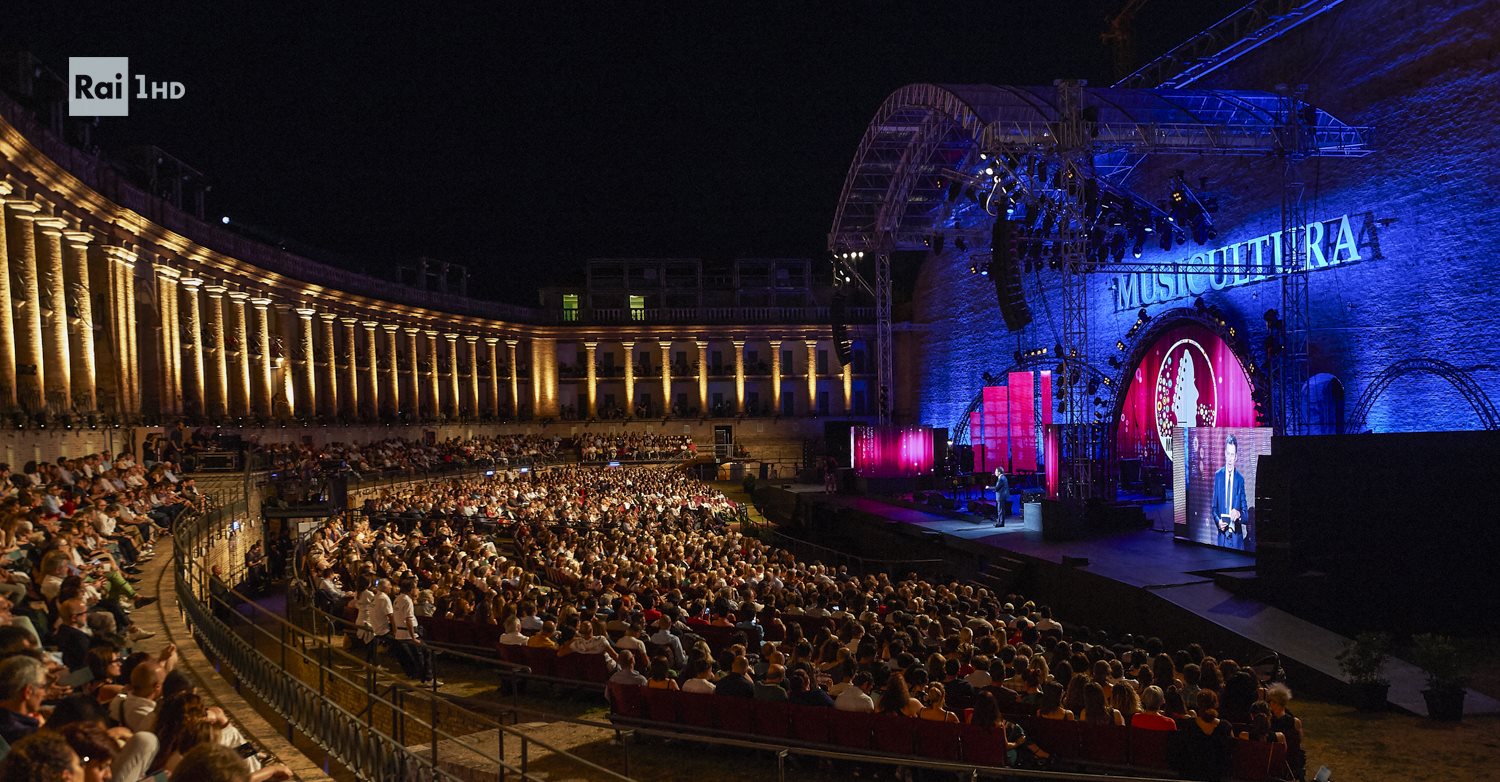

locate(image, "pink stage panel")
[[852, 426, 936, 478]]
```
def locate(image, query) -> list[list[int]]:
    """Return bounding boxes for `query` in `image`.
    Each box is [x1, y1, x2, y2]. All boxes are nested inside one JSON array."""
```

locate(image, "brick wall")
[[904, 0, 1500, 436]]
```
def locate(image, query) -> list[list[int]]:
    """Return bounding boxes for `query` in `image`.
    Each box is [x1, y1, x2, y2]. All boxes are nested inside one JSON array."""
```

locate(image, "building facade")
[[0, 92, 875, 430]]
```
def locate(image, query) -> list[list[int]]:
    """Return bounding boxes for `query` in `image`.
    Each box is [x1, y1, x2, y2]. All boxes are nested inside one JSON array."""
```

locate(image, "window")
[[816, 350, 829, 375], [782, 392, 795, 417], [561, 293, 579, 322], [629, 294, 646, 321], [781, 350, 793, 373]]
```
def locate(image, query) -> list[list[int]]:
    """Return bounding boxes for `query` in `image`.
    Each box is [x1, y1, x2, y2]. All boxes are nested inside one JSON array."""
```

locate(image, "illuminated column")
[[295, 308, 318, 418], [228, 292, 251, 415], [733, 339, 747, 415], [102, 245, 132, 414], [531, 337, 556, 418], [340, 313, 360, 417], [695, 340, 709, 415], [403, 327, 421, 418], [36, 217, 71, 411], [805, 339, 818, 416], [250, 298, 274, 417], [424, 330, 440, 419], [363, 322, 380, 419], [383, 325, 400, 417], [0, 190, 16, 410], [485, 337, 500, 418], [61, 231, 97, 412], [659, 339, 672, 416], [584, 341, 599, 419], [154, 264, 182, 415], [181, 275, 209, 415], [444, 333, 461, 418], [120, 251, 141, 414], [843, 354, 854, 413], [464, 335, 480, 418], [402, 327, 420, 417], [316, 313, 338, 417], [9, 202, 44, 411], [505, 338, 520, 417], [769, 339, 783, 417], [202, 284, 228, 419], [621, 339, 636, 417]]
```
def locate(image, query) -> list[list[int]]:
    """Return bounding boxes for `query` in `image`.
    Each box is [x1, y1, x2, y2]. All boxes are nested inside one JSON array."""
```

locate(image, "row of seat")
[[607, 685, 1291, 781]]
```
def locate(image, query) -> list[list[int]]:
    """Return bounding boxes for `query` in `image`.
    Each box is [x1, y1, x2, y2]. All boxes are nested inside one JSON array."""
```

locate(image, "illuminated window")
[[561, 294, 579, 322], [629, 295, 646, 321]]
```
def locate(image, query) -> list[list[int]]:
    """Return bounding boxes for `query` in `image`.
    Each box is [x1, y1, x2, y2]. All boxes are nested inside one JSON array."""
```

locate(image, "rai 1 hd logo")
[[68, 57, 185, 117]]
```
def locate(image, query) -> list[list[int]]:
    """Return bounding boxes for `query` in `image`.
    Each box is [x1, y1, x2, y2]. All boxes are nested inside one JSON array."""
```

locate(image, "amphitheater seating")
[[605, 685, 1292, 780]]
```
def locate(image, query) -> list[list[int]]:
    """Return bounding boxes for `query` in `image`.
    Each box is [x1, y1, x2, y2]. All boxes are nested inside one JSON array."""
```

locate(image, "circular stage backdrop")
[[1116, 321, 1256, 465]]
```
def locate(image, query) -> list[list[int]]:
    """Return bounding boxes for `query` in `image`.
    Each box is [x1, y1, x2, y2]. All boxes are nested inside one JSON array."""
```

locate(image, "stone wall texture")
[[903, 0, 1500, 437]]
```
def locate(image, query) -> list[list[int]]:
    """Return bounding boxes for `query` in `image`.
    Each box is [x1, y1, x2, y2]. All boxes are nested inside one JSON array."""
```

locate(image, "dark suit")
[[992, 473, 1010, 522], [715, 673, 756, 698], [54, 625, 92, 672], [1211, 466, 1248, 544]]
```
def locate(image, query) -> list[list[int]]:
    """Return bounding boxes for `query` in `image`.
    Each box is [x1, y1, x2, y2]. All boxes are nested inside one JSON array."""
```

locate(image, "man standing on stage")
[[1211, 435, 1249, 545], [992, 467, 1010, 528]]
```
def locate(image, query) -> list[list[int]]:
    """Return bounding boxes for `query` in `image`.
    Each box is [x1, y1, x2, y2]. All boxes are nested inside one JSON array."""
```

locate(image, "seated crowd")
[[303, 459, 1307, 779], [577, 433, 696, 462], [0, 447, 290, 782], [255, 433, 567, 477]]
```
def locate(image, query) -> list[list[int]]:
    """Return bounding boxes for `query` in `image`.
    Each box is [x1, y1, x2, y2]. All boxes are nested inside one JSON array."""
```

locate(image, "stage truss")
[[829, 81, 1373, 500]]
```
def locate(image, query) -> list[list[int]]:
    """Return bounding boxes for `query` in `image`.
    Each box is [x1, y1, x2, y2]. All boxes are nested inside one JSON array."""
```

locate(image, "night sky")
[[5, 2, 1242, 304]]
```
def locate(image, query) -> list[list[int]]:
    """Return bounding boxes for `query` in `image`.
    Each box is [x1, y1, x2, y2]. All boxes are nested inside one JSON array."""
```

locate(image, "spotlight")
[[221, 216, 231, 225], [1108, 356, 1122, 369], [1137, 307, 1150, 323]]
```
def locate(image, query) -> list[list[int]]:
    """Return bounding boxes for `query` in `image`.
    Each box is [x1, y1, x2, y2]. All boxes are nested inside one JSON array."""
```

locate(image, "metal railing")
[[174, 503, 634, 782]]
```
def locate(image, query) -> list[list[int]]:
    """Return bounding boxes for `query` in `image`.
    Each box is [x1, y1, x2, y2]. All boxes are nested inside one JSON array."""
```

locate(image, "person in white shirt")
[[834, 672, 876, 712], [498, 616, 529, 646], [560, 621, 619, 671], [681, 659, 716, 694], [392, 577, 437, 685]]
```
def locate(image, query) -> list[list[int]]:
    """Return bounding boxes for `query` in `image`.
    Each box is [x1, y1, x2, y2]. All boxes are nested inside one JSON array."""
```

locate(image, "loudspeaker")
[[991, 219, 1033, 332], [832, 291, 854, 366], [328, 476, 348, 511]]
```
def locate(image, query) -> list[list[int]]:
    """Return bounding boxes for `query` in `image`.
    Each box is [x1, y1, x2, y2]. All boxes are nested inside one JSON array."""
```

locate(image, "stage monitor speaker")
[[991, 219, 1033, 332], [328, 476, 348, 511]]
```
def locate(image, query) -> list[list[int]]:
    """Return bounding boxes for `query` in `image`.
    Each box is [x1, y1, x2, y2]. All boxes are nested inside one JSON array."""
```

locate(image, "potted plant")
[[1410, 633, 1469, 721], [1336, 632, 1391, 711]]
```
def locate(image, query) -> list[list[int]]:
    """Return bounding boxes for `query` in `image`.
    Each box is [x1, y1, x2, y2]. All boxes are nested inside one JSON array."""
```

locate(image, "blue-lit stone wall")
[[904, 0, 1500, 436]]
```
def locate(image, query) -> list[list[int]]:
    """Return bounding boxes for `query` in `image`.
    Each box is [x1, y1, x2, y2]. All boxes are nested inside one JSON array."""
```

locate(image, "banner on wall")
[[852, 426, 936, 478]]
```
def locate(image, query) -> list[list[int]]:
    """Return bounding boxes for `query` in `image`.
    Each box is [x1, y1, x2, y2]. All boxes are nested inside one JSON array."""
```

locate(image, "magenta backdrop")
[[853, 426, 936, 477], [1116, 322, 1256, 471]]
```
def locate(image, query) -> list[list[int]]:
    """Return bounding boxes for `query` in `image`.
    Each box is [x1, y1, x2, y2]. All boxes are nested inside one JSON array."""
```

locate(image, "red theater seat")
[[872, 715, 916, 756], [752, 699, 794, 739], [680, 691, 718, 729], [1022, 718, 1082, 760], [1128, 727, 1173, 772], [512, 646, 556, 677], [912, 719, 963, 761], [1081, 723, 1130, 766], [608, 683, 646, 719], [957, 724, 1009, 766], [789, 704, 834, 745], [1231, 739, 1274, 781], [717, 701, 755, 734], [830, 710, 877, 750], [642, 688, 681, 724]]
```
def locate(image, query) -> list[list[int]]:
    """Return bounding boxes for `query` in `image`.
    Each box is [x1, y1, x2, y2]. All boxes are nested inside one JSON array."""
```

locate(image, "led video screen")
[[1173, 426, 1272, 552]]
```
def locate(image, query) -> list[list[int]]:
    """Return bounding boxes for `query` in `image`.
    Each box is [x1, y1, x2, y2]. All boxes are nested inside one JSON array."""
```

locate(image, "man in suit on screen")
[[1211, 435, 1249, 546]]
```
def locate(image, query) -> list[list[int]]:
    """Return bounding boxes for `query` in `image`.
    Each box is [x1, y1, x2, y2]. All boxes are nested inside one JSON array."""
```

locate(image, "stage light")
[[1115, 340, 1126, 351], [1110, 232, 1126, 263], [1138, 308, 1150, 323], [221, 216, 230, 224], [1108, 356, 1122, 369], [954, 237, 967, 252], [985, 167, 995, 176], [1132, 236, 1144, 259], [979, 152, 988, 160], [1087, 378, 1099, 395]]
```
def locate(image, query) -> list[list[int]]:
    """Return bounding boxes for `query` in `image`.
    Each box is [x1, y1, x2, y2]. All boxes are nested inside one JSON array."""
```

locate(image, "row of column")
[[0, 188, 112, 415], [576, 337, 854, 418]]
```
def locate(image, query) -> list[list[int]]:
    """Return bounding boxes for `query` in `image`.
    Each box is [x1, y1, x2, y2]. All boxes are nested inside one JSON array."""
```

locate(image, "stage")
[[763, 485, 1500, 718]]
